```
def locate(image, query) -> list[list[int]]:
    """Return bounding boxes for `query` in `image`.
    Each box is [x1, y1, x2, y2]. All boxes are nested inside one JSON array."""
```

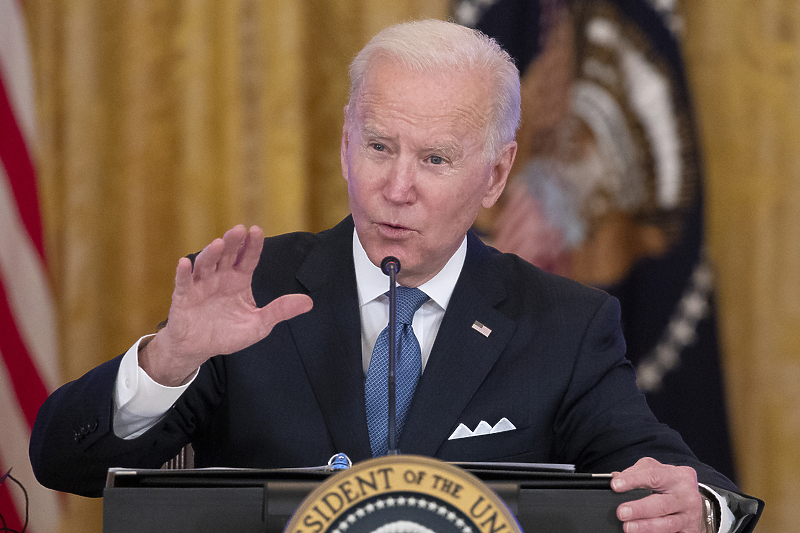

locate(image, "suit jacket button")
[[88, 419, 98, 432]]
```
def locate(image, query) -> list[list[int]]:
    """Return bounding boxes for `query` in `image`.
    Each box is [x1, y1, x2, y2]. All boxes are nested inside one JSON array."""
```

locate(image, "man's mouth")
[[377, 221, 414, 237]]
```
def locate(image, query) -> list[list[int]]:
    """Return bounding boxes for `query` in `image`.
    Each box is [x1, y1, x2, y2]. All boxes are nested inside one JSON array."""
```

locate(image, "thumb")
[[260, 294, 314, 328]]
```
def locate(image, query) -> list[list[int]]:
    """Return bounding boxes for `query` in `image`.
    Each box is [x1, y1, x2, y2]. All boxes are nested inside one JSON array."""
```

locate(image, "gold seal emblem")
[[286, 455, 521, 533]]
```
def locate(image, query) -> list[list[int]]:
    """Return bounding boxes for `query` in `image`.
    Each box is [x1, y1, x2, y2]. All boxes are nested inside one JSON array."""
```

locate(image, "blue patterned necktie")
[[365, 286, 429, 457]]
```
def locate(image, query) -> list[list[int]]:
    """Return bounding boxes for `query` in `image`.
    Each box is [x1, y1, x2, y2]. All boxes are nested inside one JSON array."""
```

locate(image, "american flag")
[[1, 0, 62, 531]]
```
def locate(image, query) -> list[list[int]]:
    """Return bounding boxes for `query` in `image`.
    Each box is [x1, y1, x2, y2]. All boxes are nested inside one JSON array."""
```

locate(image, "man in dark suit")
[[30, 19, 759, 533]]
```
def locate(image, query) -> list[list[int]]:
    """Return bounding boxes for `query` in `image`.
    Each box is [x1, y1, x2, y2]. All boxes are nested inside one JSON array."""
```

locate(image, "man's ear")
[[482, 141, 518, 209]]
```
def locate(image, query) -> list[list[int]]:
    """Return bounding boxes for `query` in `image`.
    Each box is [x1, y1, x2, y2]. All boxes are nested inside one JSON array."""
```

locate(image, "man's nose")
[[382, 158, 417, 203]]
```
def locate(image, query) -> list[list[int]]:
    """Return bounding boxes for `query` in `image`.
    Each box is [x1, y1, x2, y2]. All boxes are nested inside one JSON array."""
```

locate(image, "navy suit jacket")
[[31, 217, 740, 501]]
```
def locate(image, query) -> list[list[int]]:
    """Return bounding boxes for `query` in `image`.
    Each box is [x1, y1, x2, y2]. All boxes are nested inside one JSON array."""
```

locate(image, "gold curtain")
[[682, 2, 800, 531], [18, 1, 800, 532], [23, 1, 447, 532]]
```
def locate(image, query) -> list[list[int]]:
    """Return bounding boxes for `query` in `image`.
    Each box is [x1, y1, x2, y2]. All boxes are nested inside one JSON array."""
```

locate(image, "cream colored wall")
[[20, 1, 799, 532]]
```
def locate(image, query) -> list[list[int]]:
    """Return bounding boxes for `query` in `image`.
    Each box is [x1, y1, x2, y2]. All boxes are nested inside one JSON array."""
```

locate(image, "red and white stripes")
[[1, 0, 62, 531]]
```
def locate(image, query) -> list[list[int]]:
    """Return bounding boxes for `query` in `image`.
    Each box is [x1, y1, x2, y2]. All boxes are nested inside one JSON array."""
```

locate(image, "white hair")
[[348, 20, 521, 162]]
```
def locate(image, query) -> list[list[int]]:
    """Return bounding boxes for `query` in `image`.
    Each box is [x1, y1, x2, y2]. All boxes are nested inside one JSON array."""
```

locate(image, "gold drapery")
[[23, 1, 447, 531], [18, 1, 800, 532], [682, 2, 800, 531]]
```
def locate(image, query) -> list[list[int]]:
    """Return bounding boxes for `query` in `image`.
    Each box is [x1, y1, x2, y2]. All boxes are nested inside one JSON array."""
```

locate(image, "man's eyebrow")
[[424, 141, 462, 158], [360, 124, 462, 157], [361, 125, 391, 140]]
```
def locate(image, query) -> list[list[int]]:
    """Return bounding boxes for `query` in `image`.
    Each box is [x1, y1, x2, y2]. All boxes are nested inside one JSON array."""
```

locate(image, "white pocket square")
[[448, 417, 516, 440]]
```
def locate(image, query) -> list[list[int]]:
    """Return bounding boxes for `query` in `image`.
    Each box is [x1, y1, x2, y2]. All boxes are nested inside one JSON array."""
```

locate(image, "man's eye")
[[429, 155, 444, 165], [371, 143, 386, 152]]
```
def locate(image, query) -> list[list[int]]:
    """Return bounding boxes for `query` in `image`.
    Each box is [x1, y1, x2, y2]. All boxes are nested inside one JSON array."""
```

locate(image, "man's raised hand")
[[139, 225, 313, 386]]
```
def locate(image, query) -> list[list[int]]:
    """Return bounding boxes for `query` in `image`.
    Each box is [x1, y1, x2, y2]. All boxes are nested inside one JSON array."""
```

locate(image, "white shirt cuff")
[[699, 483, 735, 533], [113, 334, 198, 439]]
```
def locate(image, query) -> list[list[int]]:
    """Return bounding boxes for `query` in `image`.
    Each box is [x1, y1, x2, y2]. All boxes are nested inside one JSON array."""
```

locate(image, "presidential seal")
[[286, 455, 521, 533]]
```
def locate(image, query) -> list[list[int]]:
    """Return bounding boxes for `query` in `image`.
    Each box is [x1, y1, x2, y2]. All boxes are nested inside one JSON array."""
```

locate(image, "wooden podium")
[[103, 463, 648, 533]]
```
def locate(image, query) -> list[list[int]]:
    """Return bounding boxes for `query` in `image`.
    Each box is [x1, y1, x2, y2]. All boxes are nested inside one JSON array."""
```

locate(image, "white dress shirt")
[[353, 229, 465, 374]]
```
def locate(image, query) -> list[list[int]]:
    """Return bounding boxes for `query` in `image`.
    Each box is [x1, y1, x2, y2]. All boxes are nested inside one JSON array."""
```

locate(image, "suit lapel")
[[288, 218, 373, 462], [401, 232, 516, 457]]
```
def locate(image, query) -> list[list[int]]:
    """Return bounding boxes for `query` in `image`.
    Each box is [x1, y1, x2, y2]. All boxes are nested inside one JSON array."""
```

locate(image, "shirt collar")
[[352, 229, 466, 312]]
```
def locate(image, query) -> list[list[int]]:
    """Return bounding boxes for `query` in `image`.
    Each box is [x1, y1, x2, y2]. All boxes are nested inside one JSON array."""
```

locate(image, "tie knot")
[[393, 286, 429, 325]]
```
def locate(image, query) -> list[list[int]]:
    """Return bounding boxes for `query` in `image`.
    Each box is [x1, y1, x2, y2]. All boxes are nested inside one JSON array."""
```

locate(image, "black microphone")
[[380, 256, 400, 276], [380, 256, 401, 455]]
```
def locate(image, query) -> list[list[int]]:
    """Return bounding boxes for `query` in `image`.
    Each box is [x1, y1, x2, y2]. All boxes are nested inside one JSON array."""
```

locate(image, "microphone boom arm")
[[381, 257, 401, 455]]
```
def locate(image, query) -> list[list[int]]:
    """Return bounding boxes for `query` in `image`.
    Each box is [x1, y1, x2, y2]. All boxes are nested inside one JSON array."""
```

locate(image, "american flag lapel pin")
[[471, 320, 492, 337]]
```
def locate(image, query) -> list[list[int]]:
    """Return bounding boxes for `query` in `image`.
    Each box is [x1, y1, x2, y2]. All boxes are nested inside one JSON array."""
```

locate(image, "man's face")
[[341, 59, 516, 287]]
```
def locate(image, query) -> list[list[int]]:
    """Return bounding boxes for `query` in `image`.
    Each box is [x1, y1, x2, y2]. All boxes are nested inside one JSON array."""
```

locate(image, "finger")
[[235, 226, 265, 273], [218, 225, 249, 270], [611, 457, 661, 492], [612, 461, 697, 493], [617, 492, 689, 523], [173, 256, 194, 297], [193, 237, 226, 280], [618, 513, 692, 533]]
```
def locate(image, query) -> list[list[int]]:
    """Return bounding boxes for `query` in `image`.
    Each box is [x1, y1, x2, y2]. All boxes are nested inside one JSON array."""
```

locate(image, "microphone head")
[[380, 256, 401, 276]]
